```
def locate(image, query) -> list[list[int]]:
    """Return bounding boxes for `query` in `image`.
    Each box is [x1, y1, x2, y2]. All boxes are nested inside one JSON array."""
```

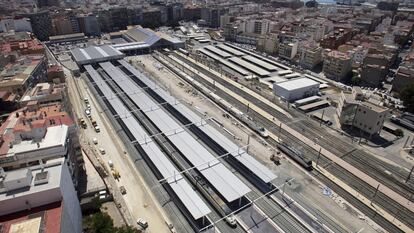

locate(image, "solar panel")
[[85, 65, 211, 220], [102, 62, 251, 203]]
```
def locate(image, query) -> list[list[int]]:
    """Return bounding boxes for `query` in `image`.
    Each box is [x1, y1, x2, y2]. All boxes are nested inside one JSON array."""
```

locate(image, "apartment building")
[[19, 11, 53, 41], [300, 43, 323, 69], [0, 158, 82, 233], [20, 82, 65, 106], [0, 55, 47, 95], [278, 40, 298, 60], [257, 35, 279, 54], [245, 19, 270, 35], [0, 103, 77, 178], [323, 50, 352, 81], [393, 66, 414, 92], [320, 28, 354, 49], [360, 64, 387, 87], [0, 17, 32, 33]]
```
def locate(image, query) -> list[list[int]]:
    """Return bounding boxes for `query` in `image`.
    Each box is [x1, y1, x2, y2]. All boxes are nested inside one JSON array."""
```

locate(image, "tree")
[[400, 84, 414, 113], [83, 212, 142, 233], [116, 226, 141, 233], [83, 212, 114, 233], [395, 128, 404, 137], [351, 73, 361, 86]]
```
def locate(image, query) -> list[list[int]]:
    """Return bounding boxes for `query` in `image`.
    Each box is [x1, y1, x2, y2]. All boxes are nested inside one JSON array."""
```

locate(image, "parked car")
[[99, 148, 106, 155], [226, 214, 237, 228], [120, 186, 126, 195], [137, 218, 148, 229]]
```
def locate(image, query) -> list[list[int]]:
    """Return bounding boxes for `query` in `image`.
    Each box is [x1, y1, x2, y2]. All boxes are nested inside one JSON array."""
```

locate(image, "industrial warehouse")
[[196, 43, 325, 98]]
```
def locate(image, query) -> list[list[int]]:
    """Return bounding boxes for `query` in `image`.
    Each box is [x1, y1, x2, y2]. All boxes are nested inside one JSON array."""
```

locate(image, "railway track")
[[158, 52, 413, 232], [119, 59, 314, 233], [174, 53, 414, 200], [85, 69, 196, 233], [102, 65, 250, 233]]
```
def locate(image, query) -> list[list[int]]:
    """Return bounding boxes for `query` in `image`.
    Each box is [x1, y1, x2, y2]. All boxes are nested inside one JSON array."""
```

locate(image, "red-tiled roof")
[[0, 91, 10, 100], [0, 201, 62, 233]]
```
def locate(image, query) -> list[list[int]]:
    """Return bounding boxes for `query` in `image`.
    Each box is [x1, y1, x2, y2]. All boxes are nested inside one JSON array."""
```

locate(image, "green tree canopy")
[[400, 84, 414, 113], [395, 128, 404, 137], [83, 212, 114, 233], [83, 212, 141, 233]]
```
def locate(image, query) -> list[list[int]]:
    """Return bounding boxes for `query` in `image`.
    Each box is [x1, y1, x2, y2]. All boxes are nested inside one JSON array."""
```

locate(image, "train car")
[[277, 142, 312, 171]]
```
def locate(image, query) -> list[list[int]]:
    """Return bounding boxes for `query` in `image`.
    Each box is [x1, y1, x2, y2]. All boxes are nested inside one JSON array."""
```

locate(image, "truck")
[[112, 169, 120, 180], [91, 118, 98, 127], [78, 118, 87, 129]]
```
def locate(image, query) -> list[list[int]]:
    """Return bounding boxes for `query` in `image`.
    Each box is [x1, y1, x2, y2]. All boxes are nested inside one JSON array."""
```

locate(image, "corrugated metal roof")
[[85, 64, 211, 220], [71, 45, 124, 65], [242, 55, 279, 71], [107, 61, 251, 202], [216, 44, 246, 56], [175, 103, 277, 183], [204, 45, 233, 58], [294, 96, 321, 105], [120, 58, 275, 183], [228, 57, 270, 77], [224, 43, 291, 70], [199, 49, 250, 76]]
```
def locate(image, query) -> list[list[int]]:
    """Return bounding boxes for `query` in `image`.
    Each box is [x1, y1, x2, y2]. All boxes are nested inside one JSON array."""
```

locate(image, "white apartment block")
[[0, 158, 82, 233]]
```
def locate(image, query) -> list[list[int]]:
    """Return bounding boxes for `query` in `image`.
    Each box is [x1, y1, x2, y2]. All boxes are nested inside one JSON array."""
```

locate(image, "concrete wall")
[[60, 161, 82, 233]]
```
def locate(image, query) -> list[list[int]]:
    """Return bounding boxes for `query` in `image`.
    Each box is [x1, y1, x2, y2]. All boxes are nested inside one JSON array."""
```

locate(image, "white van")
[[137, 218, 148, 229]]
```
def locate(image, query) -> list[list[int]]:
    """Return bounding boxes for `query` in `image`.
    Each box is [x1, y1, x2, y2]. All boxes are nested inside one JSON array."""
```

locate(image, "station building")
[[337, 87, 389, 136], [111, 26, 185, 55]]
